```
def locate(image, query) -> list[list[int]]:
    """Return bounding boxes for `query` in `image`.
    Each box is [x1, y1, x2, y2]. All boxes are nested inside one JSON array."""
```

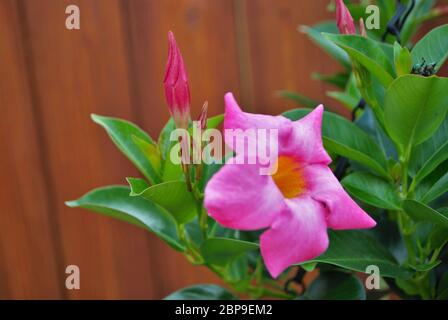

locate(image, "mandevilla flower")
[[164, 31, 191, 130], [204, 93, 376, 278], [336, 0, 356, 35]]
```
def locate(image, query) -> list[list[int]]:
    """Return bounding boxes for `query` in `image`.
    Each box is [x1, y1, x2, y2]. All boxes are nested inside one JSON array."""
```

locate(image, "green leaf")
[[410, 115, 448, 183], [91, 114, 161, 184], [312, 72, 350, 89], [200, 238, 259, 266], [283, 109, 389, 179], [300, 230, 411, 279], [276, 90, 320, 109], [127, 178, 197, 225], [158, 118, 176, 161], [412, 24, 448, 72], [327, 91, 359, 110], [306, 271, 366, 300], [384, 75, 448, 152], [403, 200, 448, 228], [299, 22, 350, 68], [342, 172, 401, 210], [164, 284, 237, 300], [324, 34, 394, 87], [437, 272, 448, 300], [206, 114, 224, 129], [421, 172, 448, 204], [394, 42, 412, 76], [131, 135, 162, 177], [65, 186, 183, 251]]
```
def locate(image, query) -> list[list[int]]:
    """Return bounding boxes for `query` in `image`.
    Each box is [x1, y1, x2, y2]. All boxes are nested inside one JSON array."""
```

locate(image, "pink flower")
[[336, 0, 356, 35], [204, 93, 376, 278], [164, 31, 190, 129]]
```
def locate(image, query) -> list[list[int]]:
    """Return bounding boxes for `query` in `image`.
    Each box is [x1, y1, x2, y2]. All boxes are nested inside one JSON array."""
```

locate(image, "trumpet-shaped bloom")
[[336, 0, 356, 35], [204, 93, 376, 278], [164, 31, 190, 129]]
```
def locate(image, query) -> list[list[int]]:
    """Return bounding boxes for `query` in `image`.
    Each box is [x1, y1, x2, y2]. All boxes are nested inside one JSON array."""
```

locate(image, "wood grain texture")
[[0, 0, 446, 299]]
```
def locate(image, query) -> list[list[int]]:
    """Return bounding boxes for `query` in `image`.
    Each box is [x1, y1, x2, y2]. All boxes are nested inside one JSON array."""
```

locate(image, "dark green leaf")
[[127, 178, 197, 225], [421, 172, 448, 204], [300, 230, 411, 279], [164, 284, 237, 300], [403, 200, 448, 228], [200, 238, 258, 266], [306, 271, 366, 300], [91, 114, 161, 184], [65, 186, 183, 251], [342, 172, 401, 210]]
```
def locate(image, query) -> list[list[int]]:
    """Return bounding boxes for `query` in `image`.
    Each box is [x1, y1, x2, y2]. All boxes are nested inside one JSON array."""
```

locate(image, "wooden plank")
[[122, 0, 238, 297], [19, 0, 157, 298], [0, 0, 61, 299], [244, 0, 348, 117]]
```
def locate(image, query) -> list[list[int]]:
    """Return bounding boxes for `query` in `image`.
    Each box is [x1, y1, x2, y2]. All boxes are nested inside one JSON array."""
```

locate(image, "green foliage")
[[164, 284, 238, 300]]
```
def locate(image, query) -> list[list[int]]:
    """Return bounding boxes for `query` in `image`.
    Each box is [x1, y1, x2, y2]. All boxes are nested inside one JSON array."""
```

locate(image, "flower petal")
[[260, 196, 329, 278], [303, 165, 377, 229], [204, 155, 285, 230], [224, 92, 292, 133], [281, 105, 332, 165]]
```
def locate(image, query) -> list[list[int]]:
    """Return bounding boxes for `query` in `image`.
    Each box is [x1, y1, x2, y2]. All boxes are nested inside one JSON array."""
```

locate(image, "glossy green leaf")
[[324, 34, 394, 87], [342, 172, 401, 210], [412, 24, 448, 72], [306, 271, 366, 300], [206, 114, 224, 129], [300, 230, 411, 279], [158, 118, 176, 160], [403, 200, 448, 228], [91, 114, 161, 184], [127, 178, 197, 224], [200, 238, 259, 266], [65, 186, 183, 251], [299, 22, 350, 68], [384, 75, 448, 151], [283, 109, 389, 179], [164, 284, 237, 300]]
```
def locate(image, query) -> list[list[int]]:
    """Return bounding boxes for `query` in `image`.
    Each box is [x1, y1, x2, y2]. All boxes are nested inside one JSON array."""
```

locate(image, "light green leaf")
[[206, 114, 224, 129], [394, 42, 412, 76], [327, 91, 359, 110], [300, 230, 411, 279], [164, 284, 237, 300], [283, 109, 389, 179], [384, 75, 448, 151], [342, 172, 401, 210], [91, 114, 161, 184], [200, 238, 259, 266], [65, 186, 183, 251], [306, 271, 366, 300], [127, 178, 197, 225], [324, 34, 395, 87], [403, 200, 448, 228], [132, 135, 162, 177], [412, 24, 448, 72]]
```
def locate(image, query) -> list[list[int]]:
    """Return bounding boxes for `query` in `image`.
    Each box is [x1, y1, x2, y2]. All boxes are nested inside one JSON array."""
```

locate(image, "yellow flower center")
[[271, 156, 306, 199]]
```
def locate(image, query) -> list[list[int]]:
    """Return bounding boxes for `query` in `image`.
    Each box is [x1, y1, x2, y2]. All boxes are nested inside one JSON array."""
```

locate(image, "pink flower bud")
[[336, 0, 356, 35], [164, 31, 191, 129]]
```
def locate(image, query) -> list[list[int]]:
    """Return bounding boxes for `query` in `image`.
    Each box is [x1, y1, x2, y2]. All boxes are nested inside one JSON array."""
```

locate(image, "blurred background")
[[0, 0, 446, 299]]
